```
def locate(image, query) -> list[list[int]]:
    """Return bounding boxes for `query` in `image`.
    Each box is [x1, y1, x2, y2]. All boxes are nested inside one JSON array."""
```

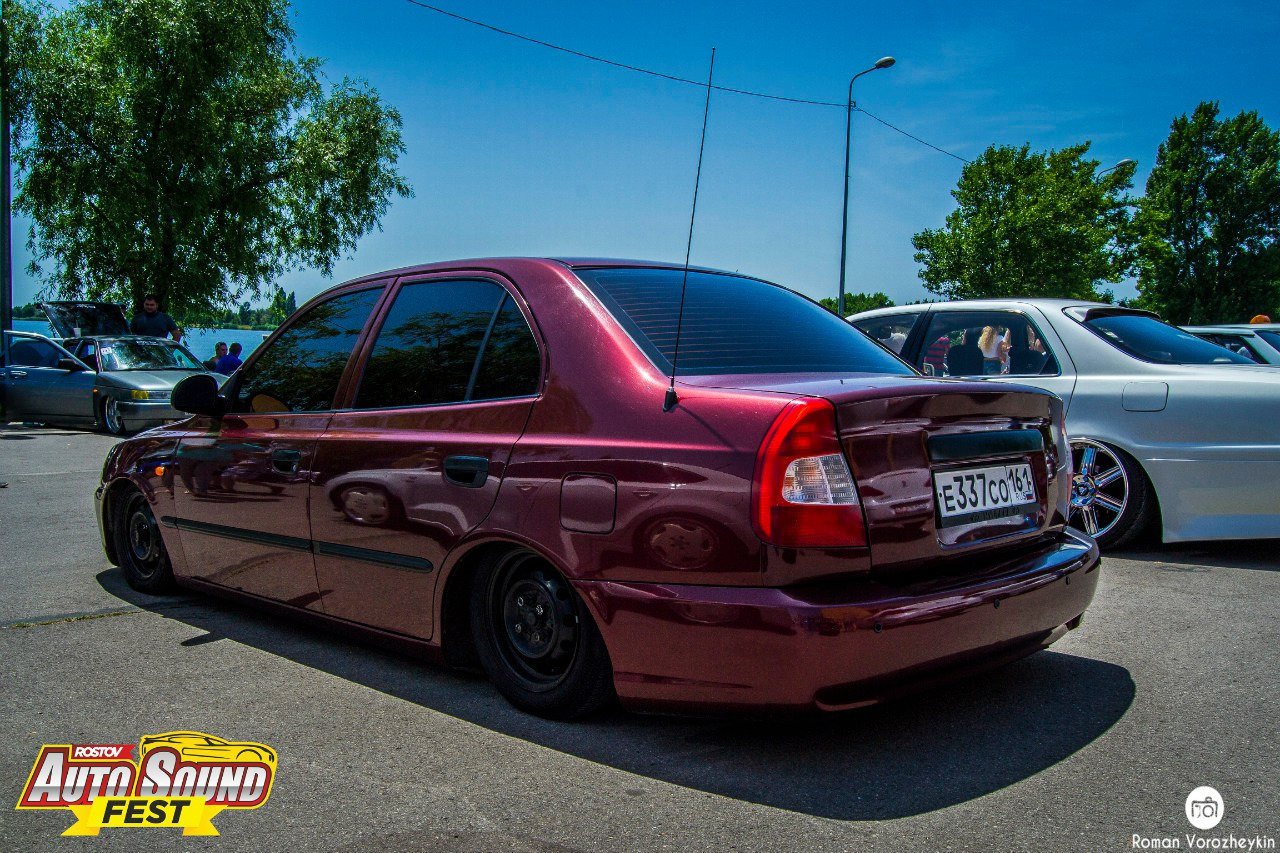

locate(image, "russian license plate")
[[933, 463, 1038, 528]]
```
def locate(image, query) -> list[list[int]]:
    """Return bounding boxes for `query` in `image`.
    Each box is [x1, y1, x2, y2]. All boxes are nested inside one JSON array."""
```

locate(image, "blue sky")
[[11, 0, 1280, 309]]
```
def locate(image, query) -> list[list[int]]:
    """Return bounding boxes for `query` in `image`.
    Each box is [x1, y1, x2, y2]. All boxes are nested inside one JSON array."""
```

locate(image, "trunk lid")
[[680, 373, 1070, 577]]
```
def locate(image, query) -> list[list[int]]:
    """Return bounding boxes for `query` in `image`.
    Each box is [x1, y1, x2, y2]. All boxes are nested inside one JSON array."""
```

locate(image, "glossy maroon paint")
[[97, 257, 1100, 713]]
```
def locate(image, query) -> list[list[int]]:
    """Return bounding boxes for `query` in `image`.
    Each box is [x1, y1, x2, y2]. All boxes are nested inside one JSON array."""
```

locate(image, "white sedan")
[[1183, 324, 1280, 365], [851, 300, 1280, 548]]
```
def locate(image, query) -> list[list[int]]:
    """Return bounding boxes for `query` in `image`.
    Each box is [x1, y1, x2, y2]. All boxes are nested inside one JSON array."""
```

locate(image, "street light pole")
[[838, 56, 894, 317], [1, 0, 12, 347]]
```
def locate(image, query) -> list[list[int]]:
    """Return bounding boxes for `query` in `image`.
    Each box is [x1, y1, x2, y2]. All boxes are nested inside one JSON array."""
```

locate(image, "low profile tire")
[[102, 396, 129, 436], [469, 549, 615, 719], [1068, 438, 1155, 550], [113, 488, 176, 593]]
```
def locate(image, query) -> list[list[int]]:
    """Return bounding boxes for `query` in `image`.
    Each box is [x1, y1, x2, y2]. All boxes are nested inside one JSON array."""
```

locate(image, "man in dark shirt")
[[214, 342, 243, 374], [131, 294, 181, 341]]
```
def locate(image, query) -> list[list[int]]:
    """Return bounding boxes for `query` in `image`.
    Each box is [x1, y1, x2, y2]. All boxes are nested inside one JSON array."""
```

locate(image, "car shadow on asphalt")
[[97, 567, 1135, 821], [1111, 538, 1280, 572]]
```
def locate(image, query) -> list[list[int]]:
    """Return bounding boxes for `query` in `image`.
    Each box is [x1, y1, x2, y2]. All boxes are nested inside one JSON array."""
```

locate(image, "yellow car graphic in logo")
[[139, 732, 277, 767]]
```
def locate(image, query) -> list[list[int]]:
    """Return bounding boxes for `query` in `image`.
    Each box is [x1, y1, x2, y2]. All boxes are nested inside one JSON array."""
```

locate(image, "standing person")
[[214, 342, 243, 374], [978, 326, 1009, 374], [1250, 314, 1272, 324], [203, 342, 228, 371], [131, 294, 182, 341], [923, 334, 951, 375]]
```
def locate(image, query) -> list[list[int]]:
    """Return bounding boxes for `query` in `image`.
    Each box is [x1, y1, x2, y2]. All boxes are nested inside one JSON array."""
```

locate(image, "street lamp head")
[[1096, 158, 1137, 175], [874, 56, 896, 69]]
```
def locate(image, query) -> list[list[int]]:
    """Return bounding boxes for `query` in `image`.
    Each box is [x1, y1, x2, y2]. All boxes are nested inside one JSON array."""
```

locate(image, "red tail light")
[[752, 398, 867, 548]]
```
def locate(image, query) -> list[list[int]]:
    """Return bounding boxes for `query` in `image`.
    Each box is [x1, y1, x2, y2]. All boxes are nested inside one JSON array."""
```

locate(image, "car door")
[[308, 275, 542, 638], [170, 285, 386, 605], [1, 334, 97, 422], [909, 308, 1079, 409]]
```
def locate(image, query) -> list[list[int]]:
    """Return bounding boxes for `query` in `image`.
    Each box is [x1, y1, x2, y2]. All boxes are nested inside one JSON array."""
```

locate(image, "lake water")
[[12, 319, 271, 362]]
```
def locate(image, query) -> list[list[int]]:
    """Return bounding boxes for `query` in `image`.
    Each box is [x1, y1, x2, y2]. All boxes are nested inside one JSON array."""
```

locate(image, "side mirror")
[[57, 357, 88, 372], [173, 373, 227, 418]]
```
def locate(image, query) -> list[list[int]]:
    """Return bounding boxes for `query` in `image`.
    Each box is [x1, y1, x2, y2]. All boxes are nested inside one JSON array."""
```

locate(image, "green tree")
[[1133, 102, 1280, 324], [912, 142, 1135, 301], [818, 293, 894, 316], [10, 0, 412, 320], [268, 285, 290, 325]]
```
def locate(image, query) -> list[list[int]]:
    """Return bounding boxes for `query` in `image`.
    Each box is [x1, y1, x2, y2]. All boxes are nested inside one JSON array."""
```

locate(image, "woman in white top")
[[978, 326, 1009, 374]]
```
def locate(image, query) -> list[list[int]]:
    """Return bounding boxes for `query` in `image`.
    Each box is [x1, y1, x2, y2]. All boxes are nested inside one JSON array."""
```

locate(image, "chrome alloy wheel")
[[103, 397, 126, 435], [1069, 438, 1129, 539]]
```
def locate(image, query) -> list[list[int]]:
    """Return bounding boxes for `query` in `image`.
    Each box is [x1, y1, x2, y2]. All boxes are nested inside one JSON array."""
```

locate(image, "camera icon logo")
[[1185, 786, 1224, 830]]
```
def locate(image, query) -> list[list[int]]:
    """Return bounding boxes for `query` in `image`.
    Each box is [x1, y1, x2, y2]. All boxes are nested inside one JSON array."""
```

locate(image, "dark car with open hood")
[[95, 258, 1100, 719]]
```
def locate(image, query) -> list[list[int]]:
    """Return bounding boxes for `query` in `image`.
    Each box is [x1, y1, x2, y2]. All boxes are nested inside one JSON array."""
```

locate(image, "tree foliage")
[[912, 142, 1135, 301], [1133, 102, 1280, 324], [818, 292, 894, 316], [10, 0, 412, 319]]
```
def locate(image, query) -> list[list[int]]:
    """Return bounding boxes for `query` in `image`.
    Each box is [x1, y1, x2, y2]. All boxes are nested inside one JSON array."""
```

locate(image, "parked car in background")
[[850, 300, 1280, 549], [2, 302, 223, 434], [96, 258, 1099, 720], [1183, 324, 1280, 365]]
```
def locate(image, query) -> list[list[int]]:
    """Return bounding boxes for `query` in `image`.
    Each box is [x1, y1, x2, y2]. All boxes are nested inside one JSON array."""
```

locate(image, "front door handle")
[[443, 455, 489, 488], [9, 370, 26, 379], [271, 449, 302, 474]]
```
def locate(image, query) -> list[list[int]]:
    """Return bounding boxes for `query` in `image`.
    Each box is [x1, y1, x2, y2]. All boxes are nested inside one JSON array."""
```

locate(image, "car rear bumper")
[[576, 528, 1100, 713]]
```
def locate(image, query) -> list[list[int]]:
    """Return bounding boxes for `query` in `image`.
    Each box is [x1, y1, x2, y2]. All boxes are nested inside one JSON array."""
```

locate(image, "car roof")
[[848, 298, 1118, 321], [1184, 324, 1278, 333], [332, 257, 745, 289], [66, 335, 181, 344]]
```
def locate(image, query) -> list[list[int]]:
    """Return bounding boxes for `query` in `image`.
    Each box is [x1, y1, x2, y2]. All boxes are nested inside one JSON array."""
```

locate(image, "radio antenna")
[[664, 47, 716, 413]]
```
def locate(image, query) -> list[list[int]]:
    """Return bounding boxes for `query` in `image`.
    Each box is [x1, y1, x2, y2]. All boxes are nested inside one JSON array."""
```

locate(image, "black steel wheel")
[[113, 488, 176, 593], [470, 549, 614, 719], [1069, 438, 1155, 549]]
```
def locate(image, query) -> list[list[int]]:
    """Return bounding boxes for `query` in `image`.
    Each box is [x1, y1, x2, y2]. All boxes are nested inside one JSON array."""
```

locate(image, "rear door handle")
[[443, 456, 489, 488], [9, 370, 26, 379], [271, 449, 303, 474]]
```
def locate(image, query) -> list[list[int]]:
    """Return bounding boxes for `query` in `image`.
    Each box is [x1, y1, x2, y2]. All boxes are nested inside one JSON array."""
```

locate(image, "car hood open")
[[40, 301, 130, 338]]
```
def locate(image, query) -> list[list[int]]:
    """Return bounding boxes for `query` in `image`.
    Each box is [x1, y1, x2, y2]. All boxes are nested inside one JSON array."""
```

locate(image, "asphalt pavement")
[[0, 422, 1276, 852]]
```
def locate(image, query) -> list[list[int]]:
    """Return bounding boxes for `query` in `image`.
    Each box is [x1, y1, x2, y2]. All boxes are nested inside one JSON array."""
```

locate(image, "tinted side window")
[[916, 311, 1060, 377], [7, 337, 63, 368], [853, 313, 921, 354], [354, 280, 509, 409], [471, 297, 541, 400], [234, 287, 383, 413], [1084, 314, 1253, 365], [1257, 330, 1280, 352], [1198, 333, 1261, 362]]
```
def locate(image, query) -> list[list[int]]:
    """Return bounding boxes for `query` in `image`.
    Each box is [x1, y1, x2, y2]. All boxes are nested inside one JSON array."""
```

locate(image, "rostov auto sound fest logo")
[[16, 731, 276, 837]]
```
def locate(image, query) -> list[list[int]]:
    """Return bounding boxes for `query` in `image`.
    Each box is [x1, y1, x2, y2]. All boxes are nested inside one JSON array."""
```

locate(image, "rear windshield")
[[575, 267, 912, 376], [1256, 330, 1280, 352], [1083, 314, 1255, 365]]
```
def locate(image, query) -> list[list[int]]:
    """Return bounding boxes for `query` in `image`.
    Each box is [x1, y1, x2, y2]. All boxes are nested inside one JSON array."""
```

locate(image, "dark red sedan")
[[96, 258, 1100, 719]]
